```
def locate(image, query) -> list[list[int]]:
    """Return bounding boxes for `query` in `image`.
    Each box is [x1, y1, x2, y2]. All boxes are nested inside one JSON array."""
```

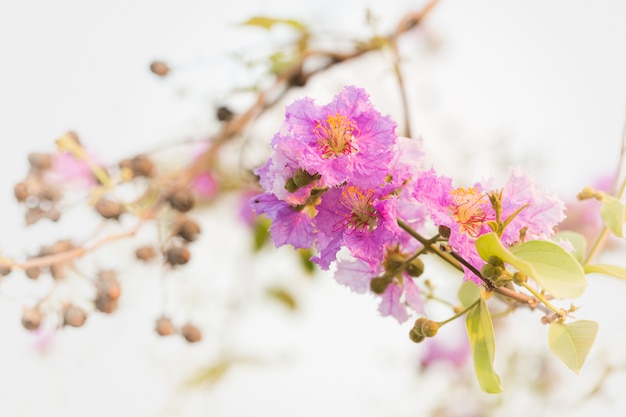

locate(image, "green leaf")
[[458, 280, 480, 307], [242, 16, 307, 32], [584, 263, 626, 281], [476, 232, 587, 299], [466, 298, 503, 393], [553, 230, 587, 262], [600, 195, 625, 238], [548, 320, 598, 374]]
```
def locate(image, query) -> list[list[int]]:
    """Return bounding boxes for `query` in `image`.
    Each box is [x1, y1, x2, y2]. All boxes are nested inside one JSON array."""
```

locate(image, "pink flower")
[[46, 152, 98, 189], [192, 171, 218, 199]]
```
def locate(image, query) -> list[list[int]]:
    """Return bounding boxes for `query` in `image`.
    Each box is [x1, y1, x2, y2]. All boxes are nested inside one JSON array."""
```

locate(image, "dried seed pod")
[[176, 218, 201, 242], [95, 293, 118, 314], [135, 245, 157, 262], [40, 239, 75, 256], [50, 263, 67, 280], [14, 181, 30, 202], [216, 106, 234, 122], [63, 305, 87, 327], [22, 306, 42, 331], [96, 270, 121, 301], [0, 264, 12, 276], [25, 266, 41, 280], [165, 246, 190, 266], [150, 60, 170, 77], [27, 152, 53, 171], [95, 197, 124, 220], [155, 316, 176, 336], [166, 189, 194, 213], [38, 186, 62, 202], [119, 154, 154, 178], [181, 323, 202, 343]]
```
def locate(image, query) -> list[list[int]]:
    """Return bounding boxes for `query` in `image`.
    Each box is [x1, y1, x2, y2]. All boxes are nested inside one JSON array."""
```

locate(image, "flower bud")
[[409, 328, 425, 343], [576, 186, 596, 200], [406, 258, 425, 277], [369, 276, 392, 294], [512, 271, 527, 285], [284, 169, 320, 193], [420, 319, 439, 338], [481, 263, 496, 278], [488, 256, 504, 267], [25, 266, 41, 280], [216, 106, 234, 122]]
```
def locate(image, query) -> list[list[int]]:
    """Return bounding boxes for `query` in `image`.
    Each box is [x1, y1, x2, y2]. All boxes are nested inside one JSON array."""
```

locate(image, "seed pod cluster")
[[37, 239, 76, 280], [154, 316, 203, 343]]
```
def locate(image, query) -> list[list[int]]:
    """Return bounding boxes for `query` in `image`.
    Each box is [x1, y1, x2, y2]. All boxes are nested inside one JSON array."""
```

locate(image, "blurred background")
[[1, 1, 625, 416]]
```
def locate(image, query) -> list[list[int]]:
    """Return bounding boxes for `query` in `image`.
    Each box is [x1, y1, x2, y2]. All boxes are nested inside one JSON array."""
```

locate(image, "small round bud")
[[176, 218, 201, 242], [165, 246, 191, 266], [156, 316, 176, 336], [150, 60, 170, 77], [25, 266, 41, 280], [95, 294, 118, 314], [383, 251, 406, 273], [284, 169, 320, 193], [96, 270, 121, 301], [167, 189, 195, 213], [14, 181, 30, 202], [577, 186, 596, 200], [420, 319, 439, 338], [370, 276, 392, 294], [216, 106, 234, 122], [438, 225, 451, 239], [481, 263, 496, 278], [181, 323, 202, 343], [63, 305, 87, 327], [406, 258, 425, 277], [135, 245, 157, 262], [119, 154, 155, 178], [409, 328, 425, 343], [95, 197, 124, 220], [512, 271, 527, 285], [412, 318, 428, 336], [21, 306, 42, 331], [488, 256, 504, 267], [50, 263, 67, 280]]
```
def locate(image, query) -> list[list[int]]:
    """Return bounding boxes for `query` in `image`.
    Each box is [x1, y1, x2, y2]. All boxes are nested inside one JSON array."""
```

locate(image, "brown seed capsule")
[[167, 189, 195, 213], [95, 294, 118, 314], [50, 263, 67, 280], [119, 154, 155, 178], [165, 246, 191, 266], [181, 323, 202, 343], [27, 152, 53, 171], [14, 181, 30, 202], [22, 306, 42, 331], [63, 305, 87, 327], [135, 245, 158, 262], [25, 266, 41, 280], [40, 239, 75, 256], [150, 60, 170, 77], [96, 270, 121, 300], [38, 186, 62, 202], [155, 316, 176, 336], [216, 106, 234, 122], [95, 197, 124, 220], [438, 225, 451, 239], [176, 218, 201, 242], [0, 264, 12, 276]]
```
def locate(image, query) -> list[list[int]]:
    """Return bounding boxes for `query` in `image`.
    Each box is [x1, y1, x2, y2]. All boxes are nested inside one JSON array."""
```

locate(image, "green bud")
[[406, 258, 425, 277], [284, 169, 320, 193], [481, 263, 496, 278], [383, 251, 407, 274], [409, 328, 425, 343], [577, 186, 596, 200], [512, 271, 527, 285], [488, 256, 504, 267], [370, 276, 392, 294]]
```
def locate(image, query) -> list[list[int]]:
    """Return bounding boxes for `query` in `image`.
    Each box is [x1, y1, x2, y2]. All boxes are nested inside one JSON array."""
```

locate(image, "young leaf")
[[600, 195, 625, 238], [242, 16, 307, 32], [466, 298, 503, 393], [553, 230, 587, 262], [584, 264, 626, 281], [548, 320, 599, 374], [475, 232, 587, 299], [458, 280, 480, 307]]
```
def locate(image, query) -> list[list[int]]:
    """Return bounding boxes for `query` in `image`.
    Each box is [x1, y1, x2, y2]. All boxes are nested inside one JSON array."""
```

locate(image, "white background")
[[1, 1, 625, 416]]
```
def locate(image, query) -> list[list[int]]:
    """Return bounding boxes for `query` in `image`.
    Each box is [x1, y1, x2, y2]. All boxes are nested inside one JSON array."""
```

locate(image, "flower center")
[[314, 113, 357, 158], [333, 186, 378, 233], [450, 187, 486, 237]]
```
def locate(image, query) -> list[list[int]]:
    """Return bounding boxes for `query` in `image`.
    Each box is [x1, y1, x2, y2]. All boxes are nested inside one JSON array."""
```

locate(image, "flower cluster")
[[252, 85, 567, 322]]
